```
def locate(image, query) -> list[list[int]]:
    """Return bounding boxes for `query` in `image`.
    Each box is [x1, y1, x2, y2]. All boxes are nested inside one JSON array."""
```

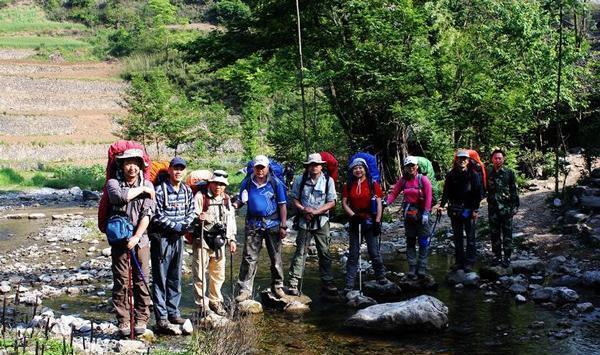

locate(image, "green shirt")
[[486, 166, 519, 214]]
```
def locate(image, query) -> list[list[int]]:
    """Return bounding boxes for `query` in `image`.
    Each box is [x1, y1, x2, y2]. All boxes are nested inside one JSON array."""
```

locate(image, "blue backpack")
[[349, 152, 381, 182], [241, 158, 287, 201]]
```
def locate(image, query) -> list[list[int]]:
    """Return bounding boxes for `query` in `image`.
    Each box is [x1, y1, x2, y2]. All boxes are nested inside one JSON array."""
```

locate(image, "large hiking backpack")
[[453, 149, 487, 197], [244, 158, 285, 184], [414, 156, 440, 204], [98, 140, 151, 233], [349, 152, 381, 183], [319, 151, 339, 183], [186, 169, 212, 195], [148, 160, 170, 186]]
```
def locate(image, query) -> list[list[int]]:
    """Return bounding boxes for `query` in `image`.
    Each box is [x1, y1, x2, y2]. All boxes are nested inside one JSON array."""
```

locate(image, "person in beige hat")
[[192, 170, 237, 316], [287, 153, 337, 296]]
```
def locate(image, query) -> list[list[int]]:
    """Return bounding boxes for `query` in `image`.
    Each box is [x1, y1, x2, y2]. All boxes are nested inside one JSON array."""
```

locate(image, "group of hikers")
[[102, 144, 519, 338]]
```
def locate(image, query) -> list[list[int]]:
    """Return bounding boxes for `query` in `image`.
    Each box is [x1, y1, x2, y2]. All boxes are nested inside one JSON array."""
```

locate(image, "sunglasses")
[[213, 171, 228, 178]]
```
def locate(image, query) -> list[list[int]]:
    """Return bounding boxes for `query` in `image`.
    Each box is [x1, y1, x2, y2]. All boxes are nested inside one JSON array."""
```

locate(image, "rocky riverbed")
[[0, 163, 599, 353]]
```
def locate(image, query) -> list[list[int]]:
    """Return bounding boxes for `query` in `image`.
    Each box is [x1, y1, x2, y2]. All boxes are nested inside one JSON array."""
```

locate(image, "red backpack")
[[97, 141, 151, 233], [453, 149, 487, 196], [319, 151, 339, 183]]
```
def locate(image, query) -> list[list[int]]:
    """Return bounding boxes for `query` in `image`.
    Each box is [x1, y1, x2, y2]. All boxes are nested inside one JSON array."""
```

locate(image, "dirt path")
[[0, 49, 124, 167]]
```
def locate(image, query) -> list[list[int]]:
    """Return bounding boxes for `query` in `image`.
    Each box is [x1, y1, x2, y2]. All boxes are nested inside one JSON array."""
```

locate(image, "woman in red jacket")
[[342, 158, 387, 294]]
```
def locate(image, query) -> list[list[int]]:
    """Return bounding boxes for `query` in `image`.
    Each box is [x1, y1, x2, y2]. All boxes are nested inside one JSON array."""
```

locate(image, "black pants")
[[450, 216, 476, 268]]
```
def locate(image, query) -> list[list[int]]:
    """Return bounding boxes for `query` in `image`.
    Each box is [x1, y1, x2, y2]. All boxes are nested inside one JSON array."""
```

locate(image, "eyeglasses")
[[213, 171, 228, 178]]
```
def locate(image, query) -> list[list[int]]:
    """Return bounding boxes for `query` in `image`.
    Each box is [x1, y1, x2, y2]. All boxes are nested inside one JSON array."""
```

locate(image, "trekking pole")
[[229, 246, 234, 300], [126, 251, 134, 340], [130, 249, 161, 323], [298, 233, 310, 296], [358, 223, 363, 295], [199, 220, 206, 318], [427, 213, 442, 248]]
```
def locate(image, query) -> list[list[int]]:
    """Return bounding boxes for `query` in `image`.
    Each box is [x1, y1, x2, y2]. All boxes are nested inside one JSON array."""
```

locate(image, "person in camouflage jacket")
[[486, 149, 519, 268]]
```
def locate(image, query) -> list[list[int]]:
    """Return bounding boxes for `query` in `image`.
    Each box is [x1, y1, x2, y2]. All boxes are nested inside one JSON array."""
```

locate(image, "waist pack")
[[448, 206, 472, 220], [404, 205, 422, 224], [106, 215, 134, 246]]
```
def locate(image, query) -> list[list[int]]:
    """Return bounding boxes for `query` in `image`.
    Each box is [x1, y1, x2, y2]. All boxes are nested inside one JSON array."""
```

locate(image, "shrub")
[[0, 168, 25, 186]]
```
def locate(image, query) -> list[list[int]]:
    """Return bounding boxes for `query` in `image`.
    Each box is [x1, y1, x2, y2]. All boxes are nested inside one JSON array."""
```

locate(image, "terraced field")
[[0, 3, 124, 168]]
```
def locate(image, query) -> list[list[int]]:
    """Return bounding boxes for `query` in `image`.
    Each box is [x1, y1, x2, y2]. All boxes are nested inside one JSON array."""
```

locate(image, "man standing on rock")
[[234, 155, 288, 302], [287, 153, 337, 296], [151, 157, 195, 333], [105, 148, 155, 337], [437, 150, 483, 272], [486, 148, 519, 268], [192, 170, 237, 316]]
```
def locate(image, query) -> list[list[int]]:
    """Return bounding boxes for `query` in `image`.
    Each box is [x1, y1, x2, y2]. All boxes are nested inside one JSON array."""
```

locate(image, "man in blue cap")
[[151, 156, 195, 333]]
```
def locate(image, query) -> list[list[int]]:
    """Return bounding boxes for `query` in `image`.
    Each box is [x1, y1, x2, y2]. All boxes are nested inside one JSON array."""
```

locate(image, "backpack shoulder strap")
[[161, 182, 168, 208], [201, 192, 210, 213]]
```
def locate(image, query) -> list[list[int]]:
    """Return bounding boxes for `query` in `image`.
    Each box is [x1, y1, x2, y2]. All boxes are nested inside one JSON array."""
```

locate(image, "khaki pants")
[[111, 244, 151, 325], [192, 238, 226, 307]]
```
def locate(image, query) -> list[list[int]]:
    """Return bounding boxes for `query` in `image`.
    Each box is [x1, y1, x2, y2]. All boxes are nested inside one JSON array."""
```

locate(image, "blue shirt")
[[240, 174, 286, 229]]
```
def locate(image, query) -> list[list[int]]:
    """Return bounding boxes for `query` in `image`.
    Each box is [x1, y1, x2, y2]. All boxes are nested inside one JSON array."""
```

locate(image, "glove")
[[422, 211, 430, 226], [373, 222, 381, 236], [350, 213, 363, 224]]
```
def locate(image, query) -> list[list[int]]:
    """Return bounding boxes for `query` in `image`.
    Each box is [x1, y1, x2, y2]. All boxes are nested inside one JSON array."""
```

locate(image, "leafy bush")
[[0, 168, 25, 186], [36, 165, 104, 190]]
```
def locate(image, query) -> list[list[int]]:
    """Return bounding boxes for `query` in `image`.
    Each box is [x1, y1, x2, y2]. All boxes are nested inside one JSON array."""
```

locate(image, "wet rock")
[[5, 213, 27, 219], [551, 275, 580, 288], [510, 258, 544, 274], [237, 300, 263, 314], [284, 300, 310, 314], [580, 195, 600, 209], [363, 280, 402, 298], [345, 295, 448, 331], [0, 282, 10, 293], [181, 319, 193, 334], [479, 265, 511, 280], [396, 274, 438, 291], [576, 302, 594, 313], [102, 248, 112, 257], [582, 270, 600, 289], [28, 213, 46, 219], [509, 284, 528, 294], [515, 294, 527, 303], [531, 287, 579, 304], [116, 340, 146, 353], [260, 289, 311, 311], [446, 270, 479, 287], [529, 275, 544, 284], [82, 190, 100, 201], [197, 312, 231, 329], [529, 321, 545, 329], [345, 290, 377, 309]]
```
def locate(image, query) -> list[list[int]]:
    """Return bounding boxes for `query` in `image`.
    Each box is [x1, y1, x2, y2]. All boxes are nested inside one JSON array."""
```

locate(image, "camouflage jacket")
[[486, 166, 519, 215]]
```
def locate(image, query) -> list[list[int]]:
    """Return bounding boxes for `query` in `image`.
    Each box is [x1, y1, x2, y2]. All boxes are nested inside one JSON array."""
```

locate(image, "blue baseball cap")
[[169, 156, 187, 168]]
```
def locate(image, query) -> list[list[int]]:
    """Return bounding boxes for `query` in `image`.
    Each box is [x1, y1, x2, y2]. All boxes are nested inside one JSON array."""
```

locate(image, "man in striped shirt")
[[151, 157, 195, 333]]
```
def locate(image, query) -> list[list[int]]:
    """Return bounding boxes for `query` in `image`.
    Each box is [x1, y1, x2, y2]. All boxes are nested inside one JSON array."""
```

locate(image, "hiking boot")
[[118, 323, 131, 338], [322, 283, 338, 293], [134, 322, 146, 336], [235, 290, 251, 303], [272, 287, 286, 299], [376, 276, 389, 285], [168, 316, 186, 325], [287, 286, 300, 296], [209, 302, 227, 316], [407, 265, 417, 280], [156, 319, 178, 335], [341, 287, 353, 296]]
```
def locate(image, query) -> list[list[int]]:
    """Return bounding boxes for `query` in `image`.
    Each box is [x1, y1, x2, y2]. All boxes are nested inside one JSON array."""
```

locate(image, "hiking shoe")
[[235, 290, 251, 303], [341, 287, 353, 296], [156, 319, 179, 335], [287, 286, 300, 296], [406, 269, 417, 280], [272, 287, 286, 299], [322, 283, 338, 293], [118, 323, 131, 338], [209, 302, 227, 316], [134, 322, 146, 336], [168, 316, 186, 325]]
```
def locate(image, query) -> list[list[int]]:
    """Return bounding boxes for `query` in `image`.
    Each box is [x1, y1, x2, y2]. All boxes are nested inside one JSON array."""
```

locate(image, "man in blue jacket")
[[234, 155, 288, 302]]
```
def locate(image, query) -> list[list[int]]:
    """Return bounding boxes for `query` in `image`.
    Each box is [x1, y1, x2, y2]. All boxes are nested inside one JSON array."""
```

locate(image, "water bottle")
[[418, 235, 429, 248], [370, 194, 377, 215]]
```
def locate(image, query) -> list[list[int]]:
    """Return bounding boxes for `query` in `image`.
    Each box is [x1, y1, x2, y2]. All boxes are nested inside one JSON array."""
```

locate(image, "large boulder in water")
[[345, 295, 448, 331], [446, 270, 480, 287], [582, 270, 600, 289], [260, 289, 311, 311]]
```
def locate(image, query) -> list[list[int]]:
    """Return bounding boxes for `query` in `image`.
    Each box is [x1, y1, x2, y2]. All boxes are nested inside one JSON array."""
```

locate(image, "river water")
[[2, 205, 599, 354]]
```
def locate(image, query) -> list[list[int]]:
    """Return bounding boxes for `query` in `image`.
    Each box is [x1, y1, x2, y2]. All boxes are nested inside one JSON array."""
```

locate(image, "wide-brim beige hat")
[[209, 169, 229, 186], [303, 153, 326, 165]]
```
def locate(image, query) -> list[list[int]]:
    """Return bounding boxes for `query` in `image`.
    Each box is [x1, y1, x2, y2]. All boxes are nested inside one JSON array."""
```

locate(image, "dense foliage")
[[39, 0, 599, 181]]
